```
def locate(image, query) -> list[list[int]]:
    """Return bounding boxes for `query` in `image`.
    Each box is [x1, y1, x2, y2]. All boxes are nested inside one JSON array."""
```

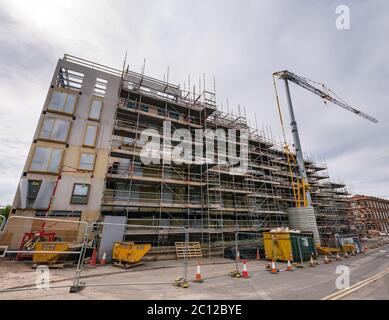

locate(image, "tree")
[[0, 205, 11, 219]]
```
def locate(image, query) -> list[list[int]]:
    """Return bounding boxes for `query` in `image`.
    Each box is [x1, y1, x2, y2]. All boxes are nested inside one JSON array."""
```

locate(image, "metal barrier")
[[0, 215, 6, 232], [70, 221, 189, 292], [232, 231, 263, 273], [1, 218, 269, 294], [0, 215, 88, 291]]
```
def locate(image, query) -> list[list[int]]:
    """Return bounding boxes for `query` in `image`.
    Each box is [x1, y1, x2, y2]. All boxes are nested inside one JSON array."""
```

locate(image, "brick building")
[[348, 194, 389, 236]]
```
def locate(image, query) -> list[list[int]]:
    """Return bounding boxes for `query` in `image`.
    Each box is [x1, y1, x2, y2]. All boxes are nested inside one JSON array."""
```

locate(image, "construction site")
[[0, 55, 388, 299]]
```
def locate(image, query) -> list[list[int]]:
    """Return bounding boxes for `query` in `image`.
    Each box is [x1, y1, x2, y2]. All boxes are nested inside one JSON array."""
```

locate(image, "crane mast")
[[283, 79, 313, 206]]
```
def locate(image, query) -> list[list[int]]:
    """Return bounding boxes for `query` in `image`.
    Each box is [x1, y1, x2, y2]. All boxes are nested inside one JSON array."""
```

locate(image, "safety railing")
[[102, 189, 203, 206], [64, 54, 122, 76], [119, 98, 203, 126], [0, 215, 6, 233], [107, 163, 203, 183]]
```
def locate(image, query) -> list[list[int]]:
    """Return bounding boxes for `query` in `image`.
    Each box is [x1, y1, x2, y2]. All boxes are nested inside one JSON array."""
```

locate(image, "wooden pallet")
[[175, 242, 203, 259]]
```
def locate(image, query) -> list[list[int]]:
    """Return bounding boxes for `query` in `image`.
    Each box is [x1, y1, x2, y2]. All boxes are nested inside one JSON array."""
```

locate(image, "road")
[[0, 244, 388, 300], [341, 272, 389, 299]]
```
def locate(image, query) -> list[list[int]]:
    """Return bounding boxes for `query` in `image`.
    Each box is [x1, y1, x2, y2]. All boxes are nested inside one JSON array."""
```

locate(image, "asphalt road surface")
[[0, 244, 388, 300], [340, 269, 389, 299]]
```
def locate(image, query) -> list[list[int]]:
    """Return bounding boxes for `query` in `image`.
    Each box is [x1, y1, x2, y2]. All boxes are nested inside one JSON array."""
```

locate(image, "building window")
[[48, 90, 77, 114], [169, 111, 179, 120], [71, 184, 90, 204], [141, 104, 149, 112], [94, 78, 107, 97], [27, 180, 42, 207], [39, 117, 70, 142], [89, 99, 103, 120], [127, 101, 136, 109], [30, 147, 63, 173], [79, 152, 95, 171], [36, 210, 82, 217], [83, 125, 98, 147], [158, 108, 165, 117]]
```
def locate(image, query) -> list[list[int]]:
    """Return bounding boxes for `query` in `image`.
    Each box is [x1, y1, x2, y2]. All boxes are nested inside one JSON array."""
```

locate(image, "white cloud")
[[0, 0, 388, 204]]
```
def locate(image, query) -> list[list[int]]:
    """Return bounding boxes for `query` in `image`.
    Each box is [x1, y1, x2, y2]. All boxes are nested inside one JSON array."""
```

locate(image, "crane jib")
[[273, 70, 378, 124]]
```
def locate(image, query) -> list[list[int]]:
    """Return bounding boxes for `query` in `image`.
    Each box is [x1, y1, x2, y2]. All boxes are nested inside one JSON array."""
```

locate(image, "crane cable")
[[293, 73, 351, 108]]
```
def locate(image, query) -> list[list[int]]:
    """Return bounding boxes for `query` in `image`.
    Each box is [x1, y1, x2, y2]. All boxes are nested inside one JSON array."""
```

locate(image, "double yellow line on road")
[[321, 267, 389, 300]]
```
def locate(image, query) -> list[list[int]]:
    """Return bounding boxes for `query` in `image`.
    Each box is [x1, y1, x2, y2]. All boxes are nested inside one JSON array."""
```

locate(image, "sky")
[[0, 0, 388, 204]]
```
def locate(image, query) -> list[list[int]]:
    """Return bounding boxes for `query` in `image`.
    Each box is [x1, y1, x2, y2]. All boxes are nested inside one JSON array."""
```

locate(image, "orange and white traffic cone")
[[194, 262, 204, 283], [256, 248, 260, 260], [287, 256, 293, 271], [89, 247, 97, 268], [309, 254, 316, 267], [100, 252, 107, 265], [271, 259, 278, 274], [241, 260, 249, 278]]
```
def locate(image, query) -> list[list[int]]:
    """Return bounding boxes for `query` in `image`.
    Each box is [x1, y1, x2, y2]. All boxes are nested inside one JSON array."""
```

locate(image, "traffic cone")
[[194, 262, 204, 283], [309, 254, 316, 267], [100, 252, 107, 265], [271, 259, 278, 274], [287, 256, 293, 271], [256, 248, 260, 260], [89, 247, 97, 268], [336, 253, 341, 261], [241, 260, 249, 278]]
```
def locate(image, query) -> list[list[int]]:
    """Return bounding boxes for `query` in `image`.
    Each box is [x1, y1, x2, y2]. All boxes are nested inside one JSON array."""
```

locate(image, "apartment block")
[[3, 55, 350, 254], [348, 194, 389, 236]]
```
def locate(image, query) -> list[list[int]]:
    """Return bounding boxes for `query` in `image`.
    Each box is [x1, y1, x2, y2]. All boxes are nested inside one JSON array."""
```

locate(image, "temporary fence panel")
[[70, 221, 189, 292], [0, 215, 88, 292]]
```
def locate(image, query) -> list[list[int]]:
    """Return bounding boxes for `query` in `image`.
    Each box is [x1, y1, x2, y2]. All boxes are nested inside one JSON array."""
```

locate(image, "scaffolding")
[[98, 63, 351, 255]]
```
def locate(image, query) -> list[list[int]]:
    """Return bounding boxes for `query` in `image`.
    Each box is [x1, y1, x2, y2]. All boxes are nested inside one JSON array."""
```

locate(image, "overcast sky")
[[0, 0, 388, 205]]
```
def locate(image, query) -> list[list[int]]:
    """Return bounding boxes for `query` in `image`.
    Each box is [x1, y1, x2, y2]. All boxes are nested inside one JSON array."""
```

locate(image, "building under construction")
[[3, 55, 350, 256]]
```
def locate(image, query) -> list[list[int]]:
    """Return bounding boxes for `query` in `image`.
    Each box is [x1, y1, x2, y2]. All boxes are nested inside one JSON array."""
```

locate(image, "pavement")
[[0, 244, 388, 300]]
